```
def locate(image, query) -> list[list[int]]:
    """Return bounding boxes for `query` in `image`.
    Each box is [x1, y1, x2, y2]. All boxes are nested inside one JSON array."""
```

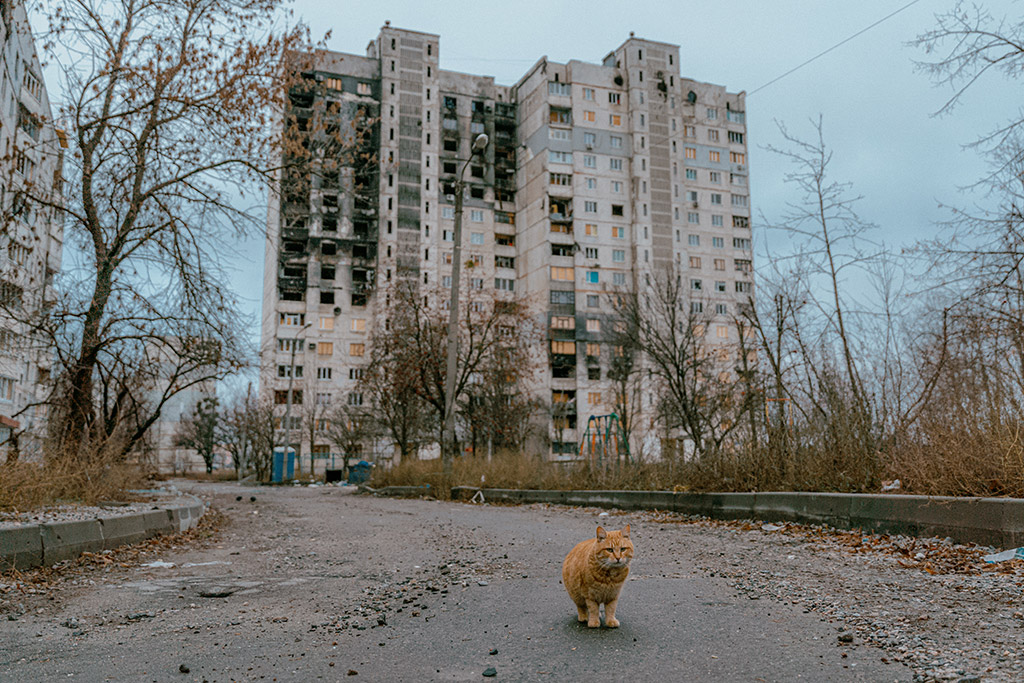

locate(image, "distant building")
[[141, 338, 220, 474], [261, 26, 753, 466], [0, 0, 65, 459]]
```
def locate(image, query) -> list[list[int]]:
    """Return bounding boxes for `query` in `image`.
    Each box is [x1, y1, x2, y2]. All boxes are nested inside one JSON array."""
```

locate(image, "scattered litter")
[[182, 561, 231, 568], [471, 490, 486, 504], [142, 561, 175, 569], [983, 547, 1024, 563], [881, 479, 902, 492], [761, 523, 784, 532], [598, 512, 610, 518]]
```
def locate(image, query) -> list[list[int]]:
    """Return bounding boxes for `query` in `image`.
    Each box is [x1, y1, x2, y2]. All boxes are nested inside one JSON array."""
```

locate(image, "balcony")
[[549, 198, 573, 223], [278, 276, 307, 292]]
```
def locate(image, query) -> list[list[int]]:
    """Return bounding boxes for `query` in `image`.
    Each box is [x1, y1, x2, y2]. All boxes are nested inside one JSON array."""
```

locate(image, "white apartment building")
[[261, 26, 753, 467], [0, 0, 65, 459]]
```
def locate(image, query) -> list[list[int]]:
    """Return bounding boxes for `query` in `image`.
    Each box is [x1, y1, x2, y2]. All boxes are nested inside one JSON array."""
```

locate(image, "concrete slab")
[[98, 514, 153, 550], [40, 519, 103, 565], [140, 510, 174, 536], [434, 488, 1024, 548], [0, 524, 42, 570]]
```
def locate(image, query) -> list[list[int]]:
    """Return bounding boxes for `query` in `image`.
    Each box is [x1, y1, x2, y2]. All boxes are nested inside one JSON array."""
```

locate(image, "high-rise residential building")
[[0, 0, 65, 458], [261, 25, 752, 468]]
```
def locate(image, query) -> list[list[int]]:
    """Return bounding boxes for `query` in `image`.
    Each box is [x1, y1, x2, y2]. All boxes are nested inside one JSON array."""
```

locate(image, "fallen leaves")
[[0, 506, 225, 608]]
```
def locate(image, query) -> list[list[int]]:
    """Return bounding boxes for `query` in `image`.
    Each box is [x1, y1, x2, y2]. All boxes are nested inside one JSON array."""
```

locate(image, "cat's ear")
[[622, 524, 630, 538], [596, 526, 607, 540]]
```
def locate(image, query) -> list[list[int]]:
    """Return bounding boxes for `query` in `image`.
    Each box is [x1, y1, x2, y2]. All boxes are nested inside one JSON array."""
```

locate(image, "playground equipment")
[[578, 413, 630, 467]]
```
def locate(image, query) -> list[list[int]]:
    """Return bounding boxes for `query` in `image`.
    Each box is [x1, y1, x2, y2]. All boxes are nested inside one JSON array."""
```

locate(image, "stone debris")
[[630, 507, 1024, 682]]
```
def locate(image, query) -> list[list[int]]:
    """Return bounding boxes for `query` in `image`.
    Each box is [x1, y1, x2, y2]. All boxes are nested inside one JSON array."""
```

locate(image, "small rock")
[[838, 633, 854, 644], [199, 588, 237, 598], [477, 581, 489, 587], [483, 667, 497, 677], [250, 496, 256, 502], [235, 496, 242, 501], [61, 617, 80, 629], [347, 669, 358, 676], [179, 664, 190, 674], [127, 612, 156, 621]]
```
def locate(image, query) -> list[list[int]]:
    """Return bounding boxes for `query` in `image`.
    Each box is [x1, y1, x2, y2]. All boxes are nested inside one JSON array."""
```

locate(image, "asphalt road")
[[0, 482, 910, 682]]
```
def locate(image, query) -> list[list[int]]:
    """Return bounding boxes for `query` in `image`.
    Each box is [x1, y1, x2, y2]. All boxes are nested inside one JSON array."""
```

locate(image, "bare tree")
[[604, 318, 644, 463], [175, 396, 219, 474], [22, 0, 308, 462], [324, 402, 375, 470], [379, 279, 535, 464], [361, 293, 430, 463], [219, 384, 257, 479], [612, 267, 751, 459], [913, 2, 1024, 189], [459, 335, 542, 459]]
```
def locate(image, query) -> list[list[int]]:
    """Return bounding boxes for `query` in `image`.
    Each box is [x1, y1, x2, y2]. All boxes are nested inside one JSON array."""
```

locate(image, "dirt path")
[[2, 480, 1006, 681]]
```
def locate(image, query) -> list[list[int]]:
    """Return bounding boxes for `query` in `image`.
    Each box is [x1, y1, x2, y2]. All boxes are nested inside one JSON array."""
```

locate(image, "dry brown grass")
[[175, 469, 239, 482], [371, 451, 692, 497], [0, 459, 146, 511], [892, 418, 1024, 498], [0, 436, 149, 512]]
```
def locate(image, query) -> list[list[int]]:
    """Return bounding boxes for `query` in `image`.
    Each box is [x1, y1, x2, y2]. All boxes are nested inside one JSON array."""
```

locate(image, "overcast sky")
[[216, 0, 1013, 360]]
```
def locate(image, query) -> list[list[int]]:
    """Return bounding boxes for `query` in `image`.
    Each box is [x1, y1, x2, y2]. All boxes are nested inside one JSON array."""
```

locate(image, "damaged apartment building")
[[260, 24, 753, 466], [0, 0, 64, 459]]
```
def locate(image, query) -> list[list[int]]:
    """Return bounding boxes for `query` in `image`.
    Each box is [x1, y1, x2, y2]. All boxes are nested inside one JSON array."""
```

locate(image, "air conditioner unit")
[[737, 165, 746, 172], [585, 143, 593, 150], [307, 343, 316, 352], [691, 201, 699, 208]]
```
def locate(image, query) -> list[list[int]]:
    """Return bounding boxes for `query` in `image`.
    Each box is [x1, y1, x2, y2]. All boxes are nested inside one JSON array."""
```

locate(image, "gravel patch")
[[611, 507, 1024, 682], [0, 488, 185, 528]]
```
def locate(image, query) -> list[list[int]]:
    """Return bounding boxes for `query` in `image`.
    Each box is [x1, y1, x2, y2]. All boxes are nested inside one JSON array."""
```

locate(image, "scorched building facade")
[[260, 25, 754, 467]]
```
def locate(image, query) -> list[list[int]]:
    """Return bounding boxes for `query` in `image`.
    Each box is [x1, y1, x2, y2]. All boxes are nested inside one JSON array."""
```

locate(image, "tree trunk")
[[61, 267, 114, 456]]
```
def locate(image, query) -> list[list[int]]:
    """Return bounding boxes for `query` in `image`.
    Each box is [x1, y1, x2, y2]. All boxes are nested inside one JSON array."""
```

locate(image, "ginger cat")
[[562, 524, 633, 628]]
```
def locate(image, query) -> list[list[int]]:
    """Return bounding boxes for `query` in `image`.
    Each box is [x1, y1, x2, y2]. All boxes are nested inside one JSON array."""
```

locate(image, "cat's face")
[[594, 524, 633, 569]]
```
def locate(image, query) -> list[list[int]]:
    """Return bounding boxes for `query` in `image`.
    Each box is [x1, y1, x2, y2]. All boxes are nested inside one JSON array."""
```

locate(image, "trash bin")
[[347, 460, 372, 485], [324, 468, 343, 483]]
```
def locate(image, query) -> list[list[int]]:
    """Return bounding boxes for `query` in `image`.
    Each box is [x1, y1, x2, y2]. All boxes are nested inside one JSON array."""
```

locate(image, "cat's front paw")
[[587, 617, 601, 628], [605, 617, 620, 628]]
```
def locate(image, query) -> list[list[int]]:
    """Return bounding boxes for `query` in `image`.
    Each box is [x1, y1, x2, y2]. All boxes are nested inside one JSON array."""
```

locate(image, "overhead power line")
[[749, 0, 923, 96]]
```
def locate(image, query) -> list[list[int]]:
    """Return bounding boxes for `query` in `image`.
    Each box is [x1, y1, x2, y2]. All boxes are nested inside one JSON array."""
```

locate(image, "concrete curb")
[[366, 485, 434, 498], [0, 496, 205, 571], [448, 488, 1024, 548]]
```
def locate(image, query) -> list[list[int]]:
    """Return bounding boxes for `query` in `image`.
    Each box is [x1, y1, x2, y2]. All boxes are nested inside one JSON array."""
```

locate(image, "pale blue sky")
[[213, 0, 1012, 381]]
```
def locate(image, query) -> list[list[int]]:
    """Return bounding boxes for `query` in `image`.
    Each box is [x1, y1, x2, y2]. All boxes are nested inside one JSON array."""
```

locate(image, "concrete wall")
[[0, 497, 205, 571], [448, 488, 1024, 548]]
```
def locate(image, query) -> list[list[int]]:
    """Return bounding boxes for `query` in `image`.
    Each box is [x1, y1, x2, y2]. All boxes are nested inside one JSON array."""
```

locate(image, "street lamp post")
[[442, 133, 489, 482], [282, 320, 312, 477]]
